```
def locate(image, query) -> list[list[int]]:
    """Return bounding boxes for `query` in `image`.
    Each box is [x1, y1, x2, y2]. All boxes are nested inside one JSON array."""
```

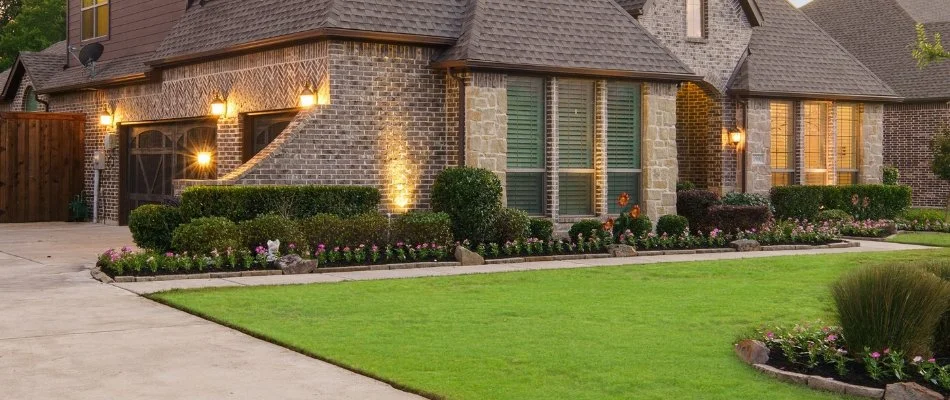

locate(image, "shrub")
[[300, 214, 345, 249], [493, 208, 531, 243], [529, 218, 555, 241], [392, 211, 453, 246], [900, 208, 949, 223], [677, 181, 696, 192], [180, 185, 380, 222], [128, 205, 183, 251], [339, 213, 390, 246], [238, 214, 306, 254], [171, 217, 241, 255], [816, 209, 855, 224], [883, 165, 900, 185], [569, 219, 607, 242], [656, 215, 689, 236], [832, 264, 950, 358], [431, 167, 503, 244], [722, 192, 771, 208], [614, 215, 652, 239], [708, 205, 770, 233], [770, 185, 912, 221], [921, 261, 950, 355], [677, 190, 721, 233]]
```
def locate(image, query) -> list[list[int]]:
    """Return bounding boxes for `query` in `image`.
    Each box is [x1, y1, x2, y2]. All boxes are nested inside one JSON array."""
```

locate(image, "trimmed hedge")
[[392, 211, 453, 246], [493, 208, 531, 243], [180, 185, 380, 222], [656, 215, 689, 236], [299, 214, 345, 249], [129, 205, 183, 252], [171, 217, 241, 255], [338, 213, 389, 246], [237, 214, 306, 254], [529, 218, 555, 242], [816, 209, 854, 224], [709, 205, 770, 234], [569, 220, 607, 241], [431, 167, 503, 244], [677, 190, 721, 233], [770, 185, 912, 221]]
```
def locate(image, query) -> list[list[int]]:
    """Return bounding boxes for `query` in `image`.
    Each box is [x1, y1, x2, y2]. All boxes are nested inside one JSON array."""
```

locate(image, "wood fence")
[[0, 112, 85, 223]]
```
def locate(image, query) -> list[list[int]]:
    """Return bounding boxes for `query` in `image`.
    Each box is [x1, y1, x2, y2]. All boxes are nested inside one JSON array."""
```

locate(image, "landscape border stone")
[[751, 364, 945, 399]]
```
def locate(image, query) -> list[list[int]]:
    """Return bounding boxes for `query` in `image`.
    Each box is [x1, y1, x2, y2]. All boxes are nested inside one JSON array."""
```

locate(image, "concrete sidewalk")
[[0, 223, 422, 400], [114, 238, 936, 295]]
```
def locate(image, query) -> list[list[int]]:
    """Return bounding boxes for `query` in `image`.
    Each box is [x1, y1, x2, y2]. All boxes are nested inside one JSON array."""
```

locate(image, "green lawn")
[[151, 249, 950, 400], [888, 232, 950, 247]]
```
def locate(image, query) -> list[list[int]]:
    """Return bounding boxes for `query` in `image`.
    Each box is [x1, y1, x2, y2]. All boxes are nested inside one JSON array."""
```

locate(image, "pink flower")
[[871, 352, 881, 359], [766, 331, 774, 339], [318, 244, 326, 250], [929, 358, 937, 363], [289, 243, 297, 250], [883, 348, 891, 355], [165, 252, 175, 257], [825, 334, 838, 342], [121, 246, 133, 253], [255, 246, 267, 255]]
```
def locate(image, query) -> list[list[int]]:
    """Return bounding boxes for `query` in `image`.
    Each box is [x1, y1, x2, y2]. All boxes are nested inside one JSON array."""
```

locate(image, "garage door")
[[122, 119, 216, 223]]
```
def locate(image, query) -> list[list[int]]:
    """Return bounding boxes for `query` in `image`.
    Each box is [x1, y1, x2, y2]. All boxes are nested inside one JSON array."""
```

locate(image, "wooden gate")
[[0, 112, 85, 223]]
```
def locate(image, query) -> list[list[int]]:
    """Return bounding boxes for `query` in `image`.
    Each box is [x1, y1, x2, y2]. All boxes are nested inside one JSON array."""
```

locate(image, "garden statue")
[[266, 240, 281, 262]]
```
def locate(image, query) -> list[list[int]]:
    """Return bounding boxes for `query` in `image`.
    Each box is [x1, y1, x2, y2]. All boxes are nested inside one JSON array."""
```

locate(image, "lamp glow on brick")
[[196, 152, 213, 168], [210, 95, 227, 117]]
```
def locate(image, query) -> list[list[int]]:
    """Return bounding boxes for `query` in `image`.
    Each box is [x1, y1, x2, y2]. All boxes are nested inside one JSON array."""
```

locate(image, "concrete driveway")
[[0, 223, 421, 400]]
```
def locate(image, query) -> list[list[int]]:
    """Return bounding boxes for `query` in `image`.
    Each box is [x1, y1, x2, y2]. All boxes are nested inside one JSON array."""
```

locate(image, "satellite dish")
[[78, 43, 104, 67]]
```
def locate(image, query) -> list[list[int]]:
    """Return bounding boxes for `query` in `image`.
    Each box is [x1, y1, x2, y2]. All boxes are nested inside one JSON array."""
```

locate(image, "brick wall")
[[884, 102, 950, 208], [676, 83, 726, 192]]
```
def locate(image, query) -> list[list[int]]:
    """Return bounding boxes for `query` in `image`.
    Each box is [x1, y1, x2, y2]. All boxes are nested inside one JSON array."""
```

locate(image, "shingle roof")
[[436, 0, 694, 79], [802, 0, 950, 101], [153, 0, 467, 62], [40, 53, 152, 93], [730, 0, 899, 101], [615, 0, 650, 15], [1, 40, 66, 98]]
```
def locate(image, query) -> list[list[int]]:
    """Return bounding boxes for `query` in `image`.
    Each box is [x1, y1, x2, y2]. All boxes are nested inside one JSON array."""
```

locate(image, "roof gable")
[[730, 0, 898, 101], [619, 0, 763, 26], [1, 40, 66, 100]]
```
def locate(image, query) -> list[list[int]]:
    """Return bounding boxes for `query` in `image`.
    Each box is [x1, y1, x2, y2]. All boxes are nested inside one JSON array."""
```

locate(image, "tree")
[[0, 0, 23, 27], [913, 23, 949, 67], [932, 127, 950, 216], [0, 0, 64, 70]]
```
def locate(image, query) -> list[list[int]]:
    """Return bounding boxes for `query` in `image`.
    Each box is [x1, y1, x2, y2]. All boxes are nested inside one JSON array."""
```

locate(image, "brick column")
[[545, 77, 559, 220], [594, 80, 608, 217], [641, 82, 679, 223], [861, 103, 884, 184]]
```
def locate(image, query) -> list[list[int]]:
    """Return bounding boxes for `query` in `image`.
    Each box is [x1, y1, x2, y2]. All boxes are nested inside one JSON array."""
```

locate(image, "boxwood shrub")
[[299, 214, 345, 249], [656, 215, 689, 236], [237, 214, 306, 254], [708, 205, 770, 234], [171, 217, 241, 255], [392, 211, 453, 246], [771, 185, 912, 221], [180, 185, 380, 222], [677, 190, 721, 233], [128, 204, 183, 252], [431, 167, 503, 244], [569, 219, 607, 241], [529, 218, 555, 242], [338, 213, 389, 246], [493, 208, 531, 243]]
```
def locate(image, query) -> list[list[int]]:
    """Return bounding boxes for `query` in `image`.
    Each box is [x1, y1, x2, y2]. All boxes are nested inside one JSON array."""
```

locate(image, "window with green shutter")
[[558, 79, 595, 216], [506, 76, 546, 215], [606, 82, 642, 214]]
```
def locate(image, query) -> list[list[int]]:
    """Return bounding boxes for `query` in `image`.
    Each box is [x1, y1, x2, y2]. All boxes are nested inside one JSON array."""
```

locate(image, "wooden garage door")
[[122, 120, 216, 223]]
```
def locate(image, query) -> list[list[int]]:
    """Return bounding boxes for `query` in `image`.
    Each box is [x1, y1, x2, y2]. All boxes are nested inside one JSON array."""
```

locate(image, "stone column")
[[642, 82, 679, 223], [463, 73, 509, 200], [744, 98, 772, 195], [861, 103, 884, 184], [594, 80, 608, 217], [545, 77, 560, 220]]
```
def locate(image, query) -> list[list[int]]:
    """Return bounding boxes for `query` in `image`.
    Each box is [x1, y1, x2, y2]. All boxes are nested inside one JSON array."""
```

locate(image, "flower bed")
[[898, 219, 950, 233], [746, 323, 949, 396], [837, 220, 897, 238], [468, 236, 611, 259], [617, 219, 840, 250]]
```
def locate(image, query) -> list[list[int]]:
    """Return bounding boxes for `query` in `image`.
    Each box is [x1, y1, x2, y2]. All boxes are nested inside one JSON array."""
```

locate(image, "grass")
[[888, 232, 950, 247], [151, 249, 950, 400]]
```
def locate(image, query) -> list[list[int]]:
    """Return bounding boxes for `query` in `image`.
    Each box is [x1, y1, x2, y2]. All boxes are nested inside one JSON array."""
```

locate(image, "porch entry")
[[120, 119, 217, 224]]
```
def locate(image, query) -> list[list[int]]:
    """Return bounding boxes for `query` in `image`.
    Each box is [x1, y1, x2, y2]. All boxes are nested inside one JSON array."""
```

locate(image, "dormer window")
[[687, 0, 706, 39], [81, 0, 109, 41]]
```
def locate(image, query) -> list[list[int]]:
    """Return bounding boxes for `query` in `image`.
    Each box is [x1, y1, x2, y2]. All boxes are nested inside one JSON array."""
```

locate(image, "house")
[[803, 0, 950, 208], [1, 0, 899, 227], [0, 40, 67, 112]]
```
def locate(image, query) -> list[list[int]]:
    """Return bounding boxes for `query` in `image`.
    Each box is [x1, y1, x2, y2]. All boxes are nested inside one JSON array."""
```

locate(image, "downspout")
[[35, 92, 50, 112]]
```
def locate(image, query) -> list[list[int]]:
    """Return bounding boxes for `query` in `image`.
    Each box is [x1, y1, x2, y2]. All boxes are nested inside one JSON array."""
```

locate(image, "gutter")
[[729, 89, 904, 103], [433, 60, 702, 83]]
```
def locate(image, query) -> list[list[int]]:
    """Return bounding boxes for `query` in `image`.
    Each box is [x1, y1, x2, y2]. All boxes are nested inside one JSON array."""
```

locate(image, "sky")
[[790, 0, 814, 6]]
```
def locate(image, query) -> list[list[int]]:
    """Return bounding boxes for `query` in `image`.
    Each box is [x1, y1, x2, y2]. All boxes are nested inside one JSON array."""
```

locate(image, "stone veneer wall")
[[883, 102, 950, 207], [222, 41, 456, 213], [642, 82, 680, 222], [462, 72, 508, 199], [0, 72, 51, 112], [48, 41, 331, 224], [860, 103, 884, 185], [744, 98, 772, 194]]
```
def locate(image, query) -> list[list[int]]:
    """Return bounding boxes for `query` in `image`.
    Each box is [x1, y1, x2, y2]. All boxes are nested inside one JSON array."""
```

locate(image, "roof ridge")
[[324, 0, 340, 28], [796, 2, 898, 97]]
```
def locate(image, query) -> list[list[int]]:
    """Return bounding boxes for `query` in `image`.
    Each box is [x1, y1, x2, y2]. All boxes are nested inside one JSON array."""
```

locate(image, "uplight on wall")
[[196, 151, 213, 168], [210, 95, 227, 117], [299, 85, 317, 108]]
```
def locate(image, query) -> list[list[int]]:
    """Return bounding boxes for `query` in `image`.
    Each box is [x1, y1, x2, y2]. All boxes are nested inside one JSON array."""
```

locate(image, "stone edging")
[[752, 363, 949, 400]]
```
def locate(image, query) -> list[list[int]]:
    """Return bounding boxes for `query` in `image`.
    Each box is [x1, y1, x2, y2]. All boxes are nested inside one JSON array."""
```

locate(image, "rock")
[[730, 239, 762, 252], [808, 376, 885, 398], [89, 268, 114, 284], [735, 339, 770, 365], [277, 254, 318, 275], [608, 244, 638, 258], [884, 382, 944, 400], [454, 246, 485, 266], [752, 364, 808, 385]]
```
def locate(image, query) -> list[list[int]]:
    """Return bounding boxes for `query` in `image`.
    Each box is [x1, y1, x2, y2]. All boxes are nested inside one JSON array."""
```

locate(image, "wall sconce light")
[[299, 85, 317, 108], [99, 113, 113, 126], [196, 151, 213, 168], [730, 130, 744, 146], [210, 95, 227, 117]]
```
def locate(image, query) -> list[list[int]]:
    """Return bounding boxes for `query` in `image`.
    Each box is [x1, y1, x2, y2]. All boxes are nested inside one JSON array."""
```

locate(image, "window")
[[687, 0, 706, 39], [558, 79, 595, 216], [23, 87, 39, 112], [836, 104, 861, 185], [770, 101, 794, 186], [506, 76, 546, 216], [242, 110, 298, 162], [606, 81, 642, 214], [803, 102, 830, 185], [81, 0, 109, 40]]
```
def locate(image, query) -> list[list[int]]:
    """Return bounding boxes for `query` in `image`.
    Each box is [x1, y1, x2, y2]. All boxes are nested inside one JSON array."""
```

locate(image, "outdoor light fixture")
[[731, 130, 743, 146], [196, 151, 213, 167], [299, 85, 317, 108], [210, 95, 227, 117], [99, 113, 113, 126]]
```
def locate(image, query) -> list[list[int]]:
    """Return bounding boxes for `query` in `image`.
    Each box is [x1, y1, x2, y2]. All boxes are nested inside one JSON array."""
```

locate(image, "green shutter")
[[507, 172, 544, 215], [507, 77, 545, 169], [559, 173, 593, 215], [558, 80, 594, 169], [606, 82, 641, 169]]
